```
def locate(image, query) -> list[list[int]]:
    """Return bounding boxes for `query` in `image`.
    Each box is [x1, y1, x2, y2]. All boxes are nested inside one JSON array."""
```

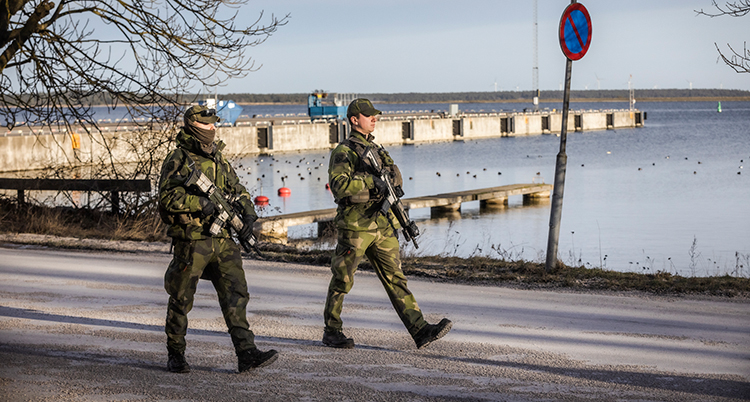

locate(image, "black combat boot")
[[167, 351, 190, 373], [237, 347, 279, 372], [322, 329, 355, 349], [414, 318, 453, 349]]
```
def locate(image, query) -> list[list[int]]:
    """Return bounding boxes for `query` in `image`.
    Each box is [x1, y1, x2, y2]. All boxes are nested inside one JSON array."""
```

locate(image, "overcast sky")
[[216, 0, 749, 94]]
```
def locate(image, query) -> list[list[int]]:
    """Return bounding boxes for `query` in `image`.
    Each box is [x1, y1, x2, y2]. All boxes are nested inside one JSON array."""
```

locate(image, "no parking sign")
[[547, 2, 593, 272], [559, 3, 592, 60]]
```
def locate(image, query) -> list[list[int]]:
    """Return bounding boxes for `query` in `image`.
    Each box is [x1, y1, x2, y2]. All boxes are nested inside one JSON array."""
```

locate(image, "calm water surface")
[[234, 100, 749, 277]]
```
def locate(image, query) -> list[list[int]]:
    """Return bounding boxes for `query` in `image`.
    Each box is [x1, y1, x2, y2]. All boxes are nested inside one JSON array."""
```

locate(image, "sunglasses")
[[189, 108, 216, 118]]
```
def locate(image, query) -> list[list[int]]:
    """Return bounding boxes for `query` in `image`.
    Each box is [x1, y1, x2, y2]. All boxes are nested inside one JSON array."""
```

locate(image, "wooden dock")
[[255, 183, 552, 242]]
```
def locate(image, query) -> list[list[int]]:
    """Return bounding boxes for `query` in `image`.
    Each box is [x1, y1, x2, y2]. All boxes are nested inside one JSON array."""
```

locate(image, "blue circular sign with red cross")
[[559, 3, 592, 61]]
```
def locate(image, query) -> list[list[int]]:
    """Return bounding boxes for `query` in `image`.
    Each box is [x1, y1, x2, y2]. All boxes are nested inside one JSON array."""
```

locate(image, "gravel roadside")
[[0, 235, 748, 401]]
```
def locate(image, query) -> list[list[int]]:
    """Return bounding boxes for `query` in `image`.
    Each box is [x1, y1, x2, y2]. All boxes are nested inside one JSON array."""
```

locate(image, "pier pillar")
[[525, 190, 551, 199], [524, 191, 551, 205], [480, 197, 508, 208], [431, 202, 461, 213], [257, 220, 288, 244]]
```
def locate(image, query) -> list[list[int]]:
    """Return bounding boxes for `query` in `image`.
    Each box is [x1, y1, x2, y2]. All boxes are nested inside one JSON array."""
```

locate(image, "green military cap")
[[347, 98, 382, 118], [184, 105, 220, 124]]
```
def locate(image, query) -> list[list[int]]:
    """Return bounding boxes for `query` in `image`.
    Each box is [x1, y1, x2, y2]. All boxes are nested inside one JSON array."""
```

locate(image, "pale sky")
[[218, 0, 749, 94]]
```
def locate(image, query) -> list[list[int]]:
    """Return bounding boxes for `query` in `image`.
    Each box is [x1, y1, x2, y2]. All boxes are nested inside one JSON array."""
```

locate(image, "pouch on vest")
[[390, 164, 403, 190], [159, 204, 191, 225], [349, 173, 371, 204]]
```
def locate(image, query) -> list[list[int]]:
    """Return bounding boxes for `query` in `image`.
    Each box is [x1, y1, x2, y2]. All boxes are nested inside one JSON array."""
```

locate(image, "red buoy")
[[254, 195, 269, 206], [278, 187, 291, 197], [325, 183, 330, 190]]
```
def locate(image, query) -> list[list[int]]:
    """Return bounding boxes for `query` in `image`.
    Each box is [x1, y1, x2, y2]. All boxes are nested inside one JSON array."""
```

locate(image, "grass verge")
[[1, 198, 748, 298], [257, 247, 750, 298]]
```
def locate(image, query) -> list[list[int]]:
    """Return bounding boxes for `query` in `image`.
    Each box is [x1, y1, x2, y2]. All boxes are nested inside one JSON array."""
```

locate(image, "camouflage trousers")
[[324, 226, 428, 337], [164, 237, 255, 355]]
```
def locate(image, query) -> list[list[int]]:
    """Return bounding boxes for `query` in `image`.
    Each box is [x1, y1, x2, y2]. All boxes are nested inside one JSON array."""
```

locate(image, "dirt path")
[[0, 244, 748, 401]]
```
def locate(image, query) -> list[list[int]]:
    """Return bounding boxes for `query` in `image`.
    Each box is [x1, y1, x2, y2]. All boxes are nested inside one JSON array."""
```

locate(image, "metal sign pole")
[[546, 0, 590, 273], [546, 57, 573, 272]]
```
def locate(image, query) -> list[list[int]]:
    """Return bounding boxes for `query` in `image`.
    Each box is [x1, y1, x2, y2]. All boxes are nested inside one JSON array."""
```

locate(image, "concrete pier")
[[0, 109, 642, 173], [256, 183, 553, 243]]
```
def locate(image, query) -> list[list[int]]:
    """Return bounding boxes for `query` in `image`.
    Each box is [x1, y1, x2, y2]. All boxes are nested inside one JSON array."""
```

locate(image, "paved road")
[[0, 245, 748, 401]]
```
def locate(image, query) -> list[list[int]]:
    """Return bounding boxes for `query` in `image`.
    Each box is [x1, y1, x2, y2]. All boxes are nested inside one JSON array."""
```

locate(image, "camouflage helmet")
[[184, 105, 220, 125]]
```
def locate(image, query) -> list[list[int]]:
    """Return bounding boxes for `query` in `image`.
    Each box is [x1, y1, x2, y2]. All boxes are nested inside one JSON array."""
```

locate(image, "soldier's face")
[[192, 120, 216, 131], [351, 113, 377, 135]]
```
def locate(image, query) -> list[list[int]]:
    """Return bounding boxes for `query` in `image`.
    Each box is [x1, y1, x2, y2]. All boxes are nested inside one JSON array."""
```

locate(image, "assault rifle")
[[184, 165, 263, 258], [363, 146, 420, 249]]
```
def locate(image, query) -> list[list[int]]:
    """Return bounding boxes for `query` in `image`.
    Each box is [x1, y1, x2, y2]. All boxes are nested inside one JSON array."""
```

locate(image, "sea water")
[[235, 100, 750, 277]]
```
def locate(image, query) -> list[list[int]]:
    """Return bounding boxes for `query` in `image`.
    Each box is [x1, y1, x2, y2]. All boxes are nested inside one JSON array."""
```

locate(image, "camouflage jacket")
[[328, 130, 401, 231], [158, 129, 257, 240]]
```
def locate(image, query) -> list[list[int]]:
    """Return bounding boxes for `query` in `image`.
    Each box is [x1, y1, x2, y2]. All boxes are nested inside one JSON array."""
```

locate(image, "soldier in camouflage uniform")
[[158, 105, 278, 373], [323, 98, 452, 349]]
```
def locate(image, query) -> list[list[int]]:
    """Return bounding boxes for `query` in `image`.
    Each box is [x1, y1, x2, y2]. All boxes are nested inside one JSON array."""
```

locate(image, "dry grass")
[[397, 256, 750, 298], [0, 197, 168, 242]]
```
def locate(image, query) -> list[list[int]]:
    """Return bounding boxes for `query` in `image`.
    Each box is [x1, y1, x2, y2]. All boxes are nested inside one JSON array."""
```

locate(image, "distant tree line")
[[49, 88, 748, 107], [215, 89, 750, 104]]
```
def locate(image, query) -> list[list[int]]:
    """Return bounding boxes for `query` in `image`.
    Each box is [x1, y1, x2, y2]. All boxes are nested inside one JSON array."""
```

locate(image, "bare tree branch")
[[0, 0, 288, 206], [715, 41, 750, 73], [696, 0, 750, 16], [696, 1, 750, 73]]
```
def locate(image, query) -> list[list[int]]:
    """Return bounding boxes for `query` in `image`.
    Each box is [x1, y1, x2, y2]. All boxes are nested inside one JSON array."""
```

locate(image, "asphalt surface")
[[0, 243, 748, 401]]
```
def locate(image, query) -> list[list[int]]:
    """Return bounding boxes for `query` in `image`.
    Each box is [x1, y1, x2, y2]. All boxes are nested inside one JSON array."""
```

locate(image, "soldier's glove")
[[198, 197, 216, 218], [238, 214, 257, 240], [372, 175, 389, 199]]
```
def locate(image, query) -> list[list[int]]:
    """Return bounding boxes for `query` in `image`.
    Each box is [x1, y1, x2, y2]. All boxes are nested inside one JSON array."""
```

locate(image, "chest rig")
[[337, 136, 403, 206]]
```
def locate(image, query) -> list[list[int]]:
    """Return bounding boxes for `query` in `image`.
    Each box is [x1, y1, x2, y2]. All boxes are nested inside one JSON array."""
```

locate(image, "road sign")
[[548, 2, 592, 272], [559, 3, 592, 61]]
